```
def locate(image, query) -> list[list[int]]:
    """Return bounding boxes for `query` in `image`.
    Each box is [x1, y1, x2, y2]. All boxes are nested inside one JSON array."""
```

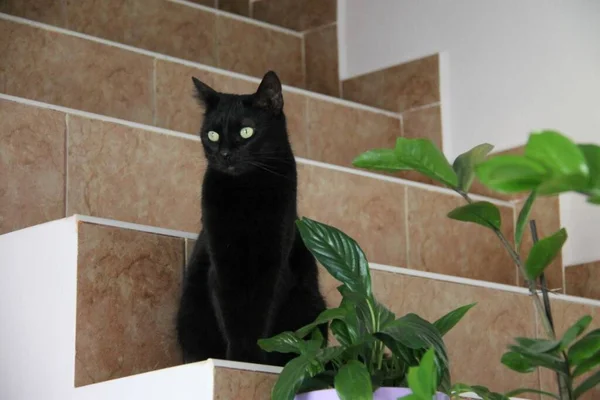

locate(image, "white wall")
[[339, 0, 600, 266]]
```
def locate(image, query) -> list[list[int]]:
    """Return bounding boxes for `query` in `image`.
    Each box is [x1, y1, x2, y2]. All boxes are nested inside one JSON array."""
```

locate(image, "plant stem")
[[457, 191, 556, 339], [458, 190, 574, 399]]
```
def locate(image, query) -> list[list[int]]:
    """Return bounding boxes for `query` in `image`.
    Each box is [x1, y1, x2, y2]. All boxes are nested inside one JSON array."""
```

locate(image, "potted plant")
[[258, 216, 473, 400], [259, 130, 600, 399]]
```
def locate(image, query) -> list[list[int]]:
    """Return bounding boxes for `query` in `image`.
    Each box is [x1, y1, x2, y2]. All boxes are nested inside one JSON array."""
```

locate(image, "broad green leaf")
[[258, 332, 303, 354], [273, 346, 347, 400], [406, 348, 437, 399], [433, 303, 476, 336], [352, 148, 411, 172], [501, 351, 535, 373], [525, 130, 589, 180], [475, 155, 548, 193], [504, 388, 559, 399], [334, 361, 373, 400], [452, 143, 494, 191], [524, 131, 590, 195], [507, 345, 568, 374], [573, 369, 600, 399], [579, 144, 600, 203], [295, 307, 348, 338], [573, 350, 600, 377], [297, 371, 335, 393], [580, 144, 600, 187], [394, 138, 458, 188], [297, 218, 372, 296], [515, 190, 537, 250], [271, 356, 312, 400], [525, 228, 568, 280], [514, 337, 561, 354], [447, 202, 501, 230], [561, 315, 593, 349], [376, 314, 449, 373], [569, 329, 600, 365]]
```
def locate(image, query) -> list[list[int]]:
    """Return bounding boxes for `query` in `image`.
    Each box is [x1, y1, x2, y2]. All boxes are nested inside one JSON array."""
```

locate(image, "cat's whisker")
[[246, 161, 294, 181]]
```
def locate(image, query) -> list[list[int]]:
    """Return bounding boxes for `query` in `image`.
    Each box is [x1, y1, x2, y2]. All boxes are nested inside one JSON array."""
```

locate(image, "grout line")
[[166, 0, 303, 37], [64, 114, 69, 217], [301, 21, 337, 35], [303, 96, 310, 157], [0, 13, 401, 119], [0, 92, 515, 207], [248, 0, 254, 18], [70, 215, 600, 308], [300, 33, 307, 89], [402, 102, 442, 114], [152, 58, 157, 126], [404, 185, 410, 267]]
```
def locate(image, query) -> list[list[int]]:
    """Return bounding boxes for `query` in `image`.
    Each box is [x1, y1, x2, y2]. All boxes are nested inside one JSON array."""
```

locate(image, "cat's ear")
[[192, 77, 219, 109], [253, 71, 283, 114]]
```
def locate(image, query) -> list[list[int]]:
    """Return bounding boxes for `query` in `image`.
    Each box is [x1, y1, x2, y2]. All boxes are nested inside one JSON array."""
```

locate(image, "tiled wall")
[[0, 0, 339, 94], [75, 223, 184, 386], [0, 97, 520, 285], [73, 219, 598, 396], [566, 261, 600, 300]]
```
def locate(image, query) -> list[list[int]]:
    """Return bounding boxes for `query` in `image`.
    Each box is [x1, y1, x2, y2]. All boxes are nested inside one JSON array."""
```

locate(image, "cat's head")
[[193, 71, 292, 176]]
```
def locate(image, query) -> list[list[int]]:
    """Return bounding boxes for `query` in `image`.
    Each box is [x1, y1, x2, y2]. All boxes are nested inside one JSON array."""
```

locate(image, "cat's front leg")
[[209, 265, 280, 364]]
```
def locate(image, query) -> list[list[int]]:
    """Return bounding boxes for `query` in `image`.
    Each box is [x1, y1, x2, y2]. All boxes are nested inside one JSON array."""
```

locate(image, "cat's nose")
[[220, 150, 231, 160]]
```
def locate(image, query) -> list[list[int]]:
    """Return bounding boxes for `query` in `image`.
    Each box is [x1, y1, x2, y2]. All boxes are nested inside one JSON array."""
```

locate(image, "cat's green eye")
[[207, 131, 220, 142], [240, 127, 254, 139]]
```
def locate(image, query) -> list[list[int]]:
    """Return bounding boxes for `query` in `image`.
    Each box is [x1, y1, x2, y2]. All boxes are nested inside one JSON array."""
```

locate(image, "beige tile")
[[394, 275, 539, 393], [65, 0, 217, 65], [306, 98, 401, 168], [517, 196, 563, 290], [342, 55, 440, 113], [299, 165, 407, 267], [538, 298, 600, 400], [402, 105, 442, 150], [154, 61, 307, 156], [0, 100, 65, 234], [565, 261, 600, 300], [407, 187, 516, 284], [252, 0, 336, 32], [217, 15, 304, 88], [0, 19, 153, 124], [75, 223, 184, 386], [213, 367, 278, 399], [1, 0, 65, 25], [67, 116, 204, 232], [219, 0, 250, 16], [304, 24, 339, 97], [155, 60, 257, 134], [282, 91, 309, 157]]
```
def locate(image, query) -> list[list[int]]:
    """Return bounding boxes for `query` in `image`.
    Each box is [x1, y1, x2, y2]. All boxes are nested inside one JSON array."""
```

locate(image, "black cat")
[[176, 71, 327, 366]]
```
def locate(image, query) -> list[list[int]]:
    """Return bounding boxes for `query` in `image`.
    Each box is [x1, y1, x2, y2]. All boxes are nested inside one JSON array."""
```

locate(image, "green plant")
[[353, 130, 600, 399], [258, 217, 475, 400]]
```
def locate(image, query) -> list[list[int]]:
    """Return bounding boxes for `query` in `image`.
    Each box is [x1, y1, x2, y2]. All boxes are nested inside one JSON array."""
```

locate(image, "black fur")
[[176, 71, 327, 366]]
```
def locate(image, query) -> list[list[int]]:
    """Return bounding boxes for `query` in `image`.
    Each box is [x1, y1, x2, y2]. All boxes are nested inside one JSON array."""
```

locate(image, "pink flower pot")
[[294, 387, 450, 400]]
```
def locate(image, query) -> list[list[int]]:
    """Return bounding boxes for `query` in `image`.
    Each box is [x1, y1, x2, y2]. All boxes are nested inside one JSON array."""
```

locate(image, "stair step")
[[1, 94, 525, 287], [1, 216, 598, 398]]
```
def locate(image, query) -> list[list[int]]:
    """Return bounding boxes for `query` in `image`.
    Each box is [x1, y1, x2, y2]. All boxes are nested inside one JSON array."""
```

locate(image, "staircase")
[[0, 1, 599, 399]]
